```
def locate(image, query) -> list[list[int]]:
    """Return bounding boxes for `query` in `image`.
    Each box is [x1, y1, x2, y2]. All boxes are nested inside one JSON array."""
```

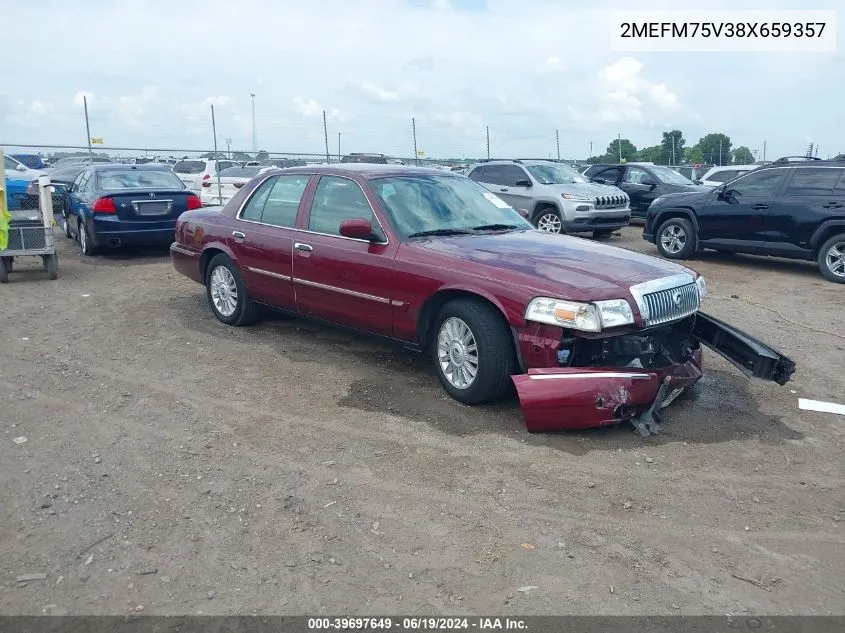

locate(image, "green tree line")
[[588, 131, 755, 167]]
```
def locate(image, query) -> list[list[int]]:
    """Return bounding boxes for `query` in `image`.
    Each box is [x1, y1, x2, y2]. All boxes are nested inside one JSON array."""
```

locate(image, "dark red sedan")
[[171, 165, 795, 435]]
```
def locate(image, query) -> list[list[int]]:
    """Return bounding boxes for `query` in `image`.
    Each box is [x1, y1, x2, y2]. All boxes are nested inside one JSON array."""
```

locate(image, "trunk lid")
[[105, 190, 197, 222]]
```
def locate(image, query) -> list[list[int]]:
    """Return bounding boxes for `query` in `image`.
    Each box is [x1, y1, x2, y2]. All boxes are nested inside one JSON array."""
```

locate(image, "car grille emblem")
[[149, 192, 156, 198], [672, 291, 682, 306]]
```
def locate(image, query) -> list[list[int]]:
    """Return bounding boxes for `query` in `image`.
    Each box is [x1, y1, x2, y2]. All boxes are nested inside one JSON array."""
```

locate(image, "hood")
[[545, 181, 626, 200], [652, 187, 716, 208], [406, 230, 694, 300], [660, 183, 709, 194]]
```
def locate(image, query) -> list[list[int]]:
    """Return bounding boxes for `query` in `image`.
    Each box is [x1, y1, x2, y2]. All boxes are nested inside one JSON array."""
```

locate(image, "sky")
[[1, 0, 842, 160]]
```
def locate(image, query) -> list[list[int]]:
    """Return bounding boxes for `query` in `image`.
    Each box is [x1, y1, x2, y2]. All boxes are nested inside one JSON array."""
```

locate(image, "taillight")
[[92, 197, 116, 213], [233, 182, 244, 189], [187, 194, 202, 210], [202, 180, 211, 187], [202, 173, 211, 181]]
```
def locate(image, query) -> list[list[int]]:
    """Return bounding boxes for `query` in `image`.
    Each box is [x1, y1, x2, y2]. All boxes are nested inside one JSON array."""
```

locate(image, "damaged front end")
[[512, 312, 795, 435]]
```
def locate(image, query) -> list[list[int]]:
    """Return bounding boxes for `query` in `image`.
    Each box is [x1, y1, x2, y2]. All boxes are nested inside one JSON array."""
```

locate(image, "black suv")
[[642, 157, 845, 283], [583, 163, 708, 218]]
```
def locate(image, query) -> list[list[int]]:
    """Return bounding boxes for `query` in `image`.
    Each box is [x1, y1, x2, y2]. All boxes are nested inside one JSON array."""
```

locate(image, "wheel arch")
[[653, 207, 699, 232], [416, 287, 519, 351], [530, 199, 562, 223], [200, 243, 238, 281], [809, 221, 845, 254]]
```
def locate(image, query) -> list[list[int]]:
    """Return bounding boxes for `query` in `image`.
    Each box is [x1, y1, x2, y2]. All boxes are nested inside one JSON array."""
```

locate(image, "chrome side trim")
[[528, 372, 652, 380], [170, 244, 199, 256], [293, 278, 391, 304], [247, 267, 291, 281], [629, 273, 697, 322]]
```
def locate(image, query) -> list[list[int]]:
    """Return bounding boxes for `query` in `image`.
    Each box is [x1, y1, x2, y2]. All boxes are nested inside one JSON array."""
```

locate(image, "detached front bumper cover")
[[512, 311, 795, 434]]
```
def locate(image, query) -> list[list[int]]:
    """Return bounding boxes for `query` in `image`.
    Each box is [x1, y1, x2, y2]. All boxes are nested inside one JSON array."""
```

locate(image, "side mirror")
[[339, 218, 375, 240], [16, 163, 28, 172], [692, 179, 702, 185], [514, 179, 532, 187], [641, 179, 658, 187], [591, 178, 606, 185]]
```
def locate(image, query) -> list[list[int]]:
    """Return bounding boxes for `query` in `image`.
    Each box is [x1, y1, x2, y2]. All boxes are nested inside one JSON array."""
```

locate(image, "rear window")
[[97, 170, 185, 190], [341, 154, 388, 164], [220, 166, 263, 177], [784, 168, 843, 196], [706, 170, 737, 183], [173, 160, 206, 174]]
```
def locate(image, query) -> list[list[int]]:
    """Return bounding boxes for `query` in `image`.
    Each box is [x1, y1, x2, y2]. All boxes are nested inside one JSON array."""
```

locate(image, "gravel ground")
[[1, 226, 843, 616]]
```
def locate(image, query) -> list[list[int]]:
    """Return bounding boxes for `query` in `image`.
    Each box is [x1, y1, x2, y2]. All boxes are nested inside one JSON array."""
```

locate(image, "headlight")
[[524, 297, 634, 332], [695, 275, 707, 300], [594, 299, 635, 328], [561, 193, 593, 201]]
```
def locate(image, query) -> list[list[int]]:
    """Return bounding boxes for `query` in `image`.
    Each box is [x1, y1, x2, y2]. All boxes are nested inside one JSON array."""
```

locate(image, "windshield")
[[651, 165, 695, 185], [4, 155, 23, 171], [12, 155, 44, 169], [526, 164, 587, 185], [98, 170, 185, 190], [371, 175, 534, 238], [173, 160, 206, 174]]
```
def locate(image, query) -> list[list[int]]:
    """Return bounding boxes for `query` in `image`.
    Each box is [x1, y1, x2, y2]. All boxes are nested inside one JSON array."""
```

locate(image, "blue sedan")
[[63, 164, 202, 255], [4, 154, 44, 210]]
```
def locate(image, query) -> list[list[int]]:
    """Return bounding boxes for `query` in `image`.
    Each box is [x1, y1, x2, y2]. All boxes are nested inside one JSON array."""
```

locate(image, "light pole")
[[225, 137, 232, 159], [250, 93, 256, 153], [337, 132, 341, 162]]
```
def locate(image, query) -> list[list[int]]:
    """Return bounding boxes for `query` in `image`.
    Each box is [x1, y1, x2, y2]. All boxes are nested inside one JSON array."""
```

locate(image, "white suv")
[[172, 158, 240, 192]]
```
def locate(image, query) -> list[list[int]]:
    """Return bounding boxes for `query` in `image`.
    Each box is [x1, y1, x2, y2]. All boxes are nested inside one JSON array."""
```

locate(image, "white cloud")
[[28, 100, 52, 115], [116, 87, 158, 127], [543, 56, 566, 72], [293, 97, 339, 119], [596, 57, 680, 124], [360, 83, 400, 102], [72, 91, 95, 108]]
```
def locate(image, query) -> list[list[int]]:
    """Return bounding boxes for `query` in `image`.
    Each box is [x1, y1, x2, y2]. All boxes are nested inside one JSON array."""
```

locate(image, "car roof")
[[266, 163, 450, 179], [89, 163, 180, 172]]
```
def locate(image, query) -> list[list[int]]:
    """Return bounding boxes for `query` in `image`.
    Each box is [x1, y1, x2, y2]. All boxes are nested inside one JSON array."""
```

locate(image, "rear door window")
[[259, 174, 311, 228], [784, 168, 842, 196], [173, 160, 205, 174], [239, 176, 277, 221]]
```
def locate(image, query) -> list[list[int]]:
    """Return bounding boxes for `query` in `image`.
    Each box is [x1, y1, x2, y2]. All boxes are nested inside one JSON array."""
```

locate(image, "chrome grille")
[[641, 283, 699, 326], [594, 194, 628, 210]]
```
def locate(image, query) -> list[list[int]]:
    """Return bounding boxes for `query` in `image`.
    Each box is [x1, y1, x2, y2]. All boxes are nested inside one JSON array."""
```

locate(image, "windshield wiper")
[[407, 228, 474, 238], [471, 223, 522, 232]]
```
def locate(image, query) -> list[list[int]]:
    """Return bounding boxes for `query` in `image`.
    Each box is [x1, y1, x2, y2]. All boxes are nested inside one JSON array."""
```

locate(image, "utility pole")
[[249, 93, 257, 153], [718, 139, 723, 166], [412, 117, 418, 166], [211, 105, 223, 205], [762, 140, 767, 162], [618, 133, 622, 162], [486, 126, 490, 159], [83, 95, 93, 162], [589, 141, 593, 160], [322, 110, 330, 164], [225, 137, 232, 158], [337, 132, 341, 162], [671, 135, 676, 166], [555, 129, 560, 160]]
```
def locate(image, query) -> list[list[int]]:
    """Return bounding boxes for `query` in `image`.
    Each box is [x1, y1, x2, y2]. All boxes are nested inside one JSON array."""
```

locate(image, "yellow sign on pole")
[[416, 150, 425, 157], [91, 137, 104, 144]]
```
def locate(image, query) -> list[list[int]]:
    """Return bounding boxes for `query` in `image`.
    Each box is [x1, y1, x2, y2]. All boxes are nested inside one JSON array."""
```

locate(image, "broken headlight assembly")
[[525, 297, 634, 332], [695, 274, 708, 300]]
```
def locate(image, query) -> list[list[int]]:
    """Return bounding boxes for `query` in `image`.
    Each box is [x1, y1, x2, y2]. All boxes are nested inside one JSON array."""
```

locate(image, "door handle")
[[752, 204, 769, 210], [822, 202, 844, 208], [294, 242, 313, 252], [232, 230, 246, 239], [499, 188, 508, 192]]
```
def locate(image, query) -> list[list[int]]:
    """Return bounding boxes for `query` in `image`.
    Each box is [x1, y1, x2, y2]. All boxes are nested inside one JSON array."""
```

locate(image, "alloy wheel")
[[210, 266, 239, 317], [437, 317, 479, 390], [537, 212, 562, 233], [825, 241, 845, 278], [660, 224, 687, 254]]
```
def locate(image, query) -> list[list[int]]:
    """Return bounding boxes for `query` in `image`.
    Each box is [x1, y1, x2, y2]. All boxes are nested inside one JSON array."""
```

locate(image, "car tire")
[[431, 298, 514, 405], [593, 229, 615, 239], [817, 233, 845, 284], [205, 254, 261, 326], [534, 207, 565, 234], [656, 217, 696, 259], [78, 220, 97, 256], [62, 214, 72, 239]]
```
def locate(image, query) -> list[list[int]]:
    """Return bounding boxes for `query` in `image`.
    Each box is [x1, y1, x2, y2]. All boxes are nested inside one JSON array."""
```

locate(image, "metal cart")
[[0, 174, 59, 283]]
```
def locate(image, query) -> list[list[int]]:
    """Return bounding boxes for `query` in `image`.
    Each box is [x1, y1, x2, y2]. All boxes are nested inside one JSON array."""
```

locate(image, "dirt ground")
[[1, 226, 843, 617]]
